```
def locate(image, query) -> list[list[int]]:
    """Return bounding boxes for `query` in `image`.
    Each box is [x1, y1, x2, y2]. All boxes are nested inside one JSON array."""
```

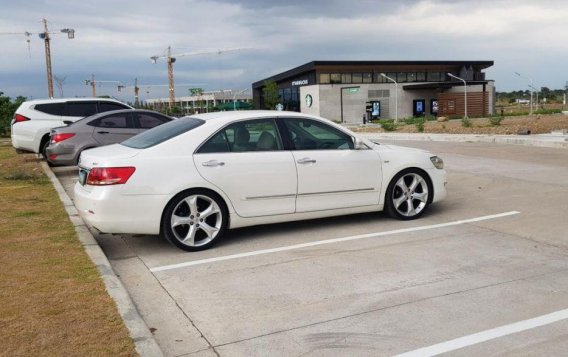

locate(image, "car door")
[[281, 117, 382, 213], [91, 112, 139, 146], [193, 118, 297, 218]]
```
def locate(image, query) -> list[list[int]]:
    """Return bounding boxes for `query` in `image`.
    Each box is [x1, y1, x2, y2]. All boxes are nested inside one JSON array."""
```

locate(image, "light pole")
[[380, 73, 398, 123], [529, 85, 539, 111], [514, 72, 534, 115], [447, 73, 468, 119]]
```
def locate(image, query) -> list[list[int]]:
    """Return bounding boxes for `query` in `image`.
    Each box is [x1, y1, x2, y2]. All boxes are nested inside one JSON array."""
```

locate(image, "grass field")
[[0, 140, 137, 356]]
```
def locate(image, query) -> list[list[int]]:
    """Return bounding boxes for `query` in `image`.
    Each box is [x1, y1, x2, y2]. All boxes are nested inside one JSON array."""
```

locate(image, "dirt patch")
[[353, 114, 568, 135], [0, 142, 137, 356]]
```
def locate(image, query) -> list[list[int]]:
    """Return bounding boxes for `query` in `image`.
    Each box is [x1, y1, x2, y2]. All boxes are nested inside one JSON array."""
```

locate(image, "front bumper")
[[426, 168, 447, 203]]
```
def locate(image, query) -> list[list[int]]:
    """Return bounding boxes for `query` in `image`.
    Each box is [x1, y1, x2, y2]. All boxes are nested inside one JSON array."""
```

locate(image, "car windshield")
[[121, 117, 205, 149]]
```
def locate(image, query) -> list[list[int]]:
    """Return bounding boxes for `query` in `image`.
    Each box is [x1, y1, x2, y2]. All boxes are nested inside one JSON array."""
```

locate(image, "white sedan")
[[74, 111, 447, 251]]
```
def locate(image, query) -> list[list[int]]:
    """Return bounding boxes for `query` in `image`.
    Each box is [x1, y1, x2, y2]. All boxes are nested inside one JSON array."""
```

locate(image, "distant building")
[[252, 60, 495, 122], [145, 91, 253, 114]]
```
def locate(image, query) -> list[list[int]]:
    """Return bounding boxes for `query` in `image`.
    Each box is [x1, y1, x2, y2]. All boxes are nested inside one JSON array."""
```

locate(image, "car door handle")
[[97, 131, 109, 134], [202, 160, 225, 167], [297, 157, 316, 164]]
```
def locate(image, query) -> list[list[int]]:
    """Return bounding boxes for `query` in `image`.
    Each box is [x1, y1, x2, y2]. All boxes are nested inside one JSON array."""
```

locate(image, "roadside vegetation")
[[0, 92, 26, 137], [0, 141, 137, 356]]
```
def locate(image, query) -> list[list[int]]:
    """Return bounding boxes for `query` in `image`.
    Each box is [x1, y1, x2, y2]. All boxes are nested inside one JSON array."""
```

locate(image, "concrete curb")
[[358, 133, 568, 149], [40, 161, 163, 357]]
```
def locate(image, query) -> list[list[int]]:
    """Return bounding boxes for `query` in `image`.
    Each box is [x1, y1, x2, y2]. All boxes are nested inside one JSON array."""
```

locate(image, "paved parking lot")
[[53, 140, 568, 357]]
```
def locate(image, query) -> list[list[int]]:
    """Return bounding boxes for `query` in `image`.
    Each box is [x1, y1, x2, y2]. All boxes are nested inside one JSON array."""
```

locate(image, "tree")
[[262, 80, 280, 110], [54, 75, 66, 97], [0, 92, 26, 136]]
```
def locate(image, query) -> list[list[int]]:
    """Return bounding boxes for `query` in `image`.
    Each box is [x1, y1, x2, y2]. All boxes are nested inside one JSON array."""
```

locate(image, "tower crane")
[[84, 74, 125, 97], [0, 19, 75, 98], [150, 47, 250, 108]]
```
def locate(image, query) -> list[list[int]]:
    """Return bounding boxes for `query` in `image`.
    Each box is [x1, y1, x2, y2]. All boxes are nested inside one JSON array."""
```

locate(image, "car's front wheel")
[[161, 189, 228, 251], [385, 168, 432, 220]]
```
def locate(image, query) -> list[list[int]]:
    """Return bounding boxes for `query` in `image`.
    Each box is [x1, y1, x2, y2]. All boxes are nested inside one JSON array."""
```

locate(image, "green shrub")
[[461, 117, 472, 127], [415, 118, 425, 132], [489, 116, 504, 126], [534, 108, 562, 115], [403, 117, 416, 125], [381, 120, 397, 131]]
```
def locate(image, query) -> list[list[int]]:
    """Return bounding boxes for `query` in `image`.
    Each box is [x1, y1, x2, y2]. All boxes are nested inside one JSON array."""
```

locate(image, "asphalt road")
[[53, 140, 568, 357]]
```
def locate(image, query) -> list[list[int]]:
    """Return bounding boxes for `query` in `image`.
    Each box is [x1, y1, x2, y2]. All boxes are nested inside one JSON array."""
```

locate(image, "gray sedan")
[[46, 109, 173, 166]]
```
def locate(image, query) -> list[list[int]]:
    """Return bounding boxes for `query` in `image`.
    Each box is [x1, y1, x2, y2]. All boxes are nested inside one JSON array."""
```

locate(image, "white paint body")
[[74, 111, 447, 235]]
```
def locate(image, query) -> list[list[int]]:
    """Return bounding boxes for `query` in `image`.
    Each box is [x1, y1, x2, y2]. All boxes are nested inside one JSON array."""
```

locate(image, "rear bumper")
[[46, 144, 78, 166], [74, 182, 169, 235], [11, 132, 37, 153]]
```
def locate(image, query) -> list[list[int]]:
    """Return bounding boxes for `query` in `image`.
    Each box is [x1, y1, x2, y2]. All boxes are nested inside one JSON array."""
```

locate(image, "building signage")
[[291, 79, 309, 86], [305, 94, 313, 107]]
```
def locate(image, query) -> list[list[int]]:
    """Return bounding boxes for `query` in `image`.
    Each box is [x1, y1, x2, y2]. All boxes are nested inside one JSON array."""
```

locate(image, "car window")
[[95, 113, 132, 128], [66, 102, 98, 117], [122, 117, 205, 149], [283, 118, 354, 150], [34, 103, 65, 115], [136, 113, 169, 129], [197, 119, 283, 153], [98, 102, 129, 112]]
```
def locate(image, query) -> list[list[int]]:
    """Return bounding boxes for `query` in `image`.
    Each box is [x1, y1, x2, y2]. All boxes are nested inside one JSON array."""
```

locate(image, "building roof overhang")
[[402, 80, 490, 91]]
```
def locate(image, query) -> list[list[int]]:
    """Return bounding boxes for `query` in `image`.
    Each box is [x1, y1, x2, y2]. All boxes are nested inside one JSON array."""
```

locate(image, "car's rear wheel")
[[162, 189, 228, 251], [40, 136, 50, 160], [385, 168, 432, 220]]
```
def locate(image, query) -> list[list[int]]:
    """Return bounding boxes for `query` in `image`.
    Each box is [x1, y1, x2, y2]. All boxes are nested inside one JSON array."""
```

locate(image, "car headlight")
[[430, 156, 444, 169]]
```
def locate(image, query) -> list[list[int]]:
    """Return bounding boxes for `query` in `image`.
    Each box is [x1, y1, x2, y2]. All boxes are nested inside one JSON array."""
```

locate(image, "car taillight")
[[13, 114, 30, 124], [51, 133, 75, 144], [86, 167, 136, 186]]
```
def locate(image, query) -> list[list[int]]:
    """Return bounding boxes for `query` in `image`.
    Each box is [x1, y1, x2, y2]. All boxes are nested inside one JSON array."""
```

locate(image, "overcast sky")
[[1, 0, 567, 102]]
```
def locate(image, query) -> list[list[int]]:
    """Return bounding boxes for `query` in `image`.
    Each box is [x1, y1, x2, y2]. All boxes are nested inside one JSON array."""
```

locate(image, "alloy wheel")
[[391, 173, 429, 218], [170, 194, 223, 247]]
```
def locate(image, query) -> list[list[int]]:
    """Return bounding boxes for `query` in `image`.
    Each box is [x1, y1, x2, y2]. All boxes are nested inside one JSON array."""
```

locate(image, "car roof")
[[23, 97, 128, 105], [188, 110, 322, 123]]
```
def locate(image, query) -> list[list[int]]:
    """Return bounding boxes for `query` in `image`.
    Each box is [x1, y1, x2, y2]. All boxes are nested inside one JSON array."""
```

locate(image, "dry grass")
[[0, 141, 137, 357], [354, 113, 568, 135]]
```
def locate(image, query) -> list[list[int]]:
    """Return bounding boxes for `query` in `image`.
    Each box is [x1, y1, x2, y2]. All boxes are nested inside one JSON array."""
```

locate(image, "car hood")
[[78, 144, 140, 168], [373, 143, 431, 155]]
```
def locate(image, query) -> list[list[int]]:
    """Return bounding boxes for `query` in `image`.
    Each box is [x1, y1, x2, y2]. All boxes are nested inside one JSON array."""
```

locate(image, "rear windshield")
[[121, 117, 205, 149]]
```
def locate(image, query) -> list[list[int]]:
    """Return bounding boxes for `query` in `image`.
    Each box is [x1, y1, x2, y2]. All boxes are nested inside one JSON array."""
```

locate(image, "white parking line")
[[150, 211, 521, 272], [150, 211, 520, 273], [393, 307, 568, 356]]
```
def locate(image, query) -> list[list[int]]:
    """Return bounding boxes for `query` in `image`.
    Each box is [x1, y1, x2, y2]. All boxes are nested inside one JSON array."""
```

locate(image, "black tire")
[[161, 189, 229, 251], [385, 168, 432, 220], [40, 136, 50, 160]]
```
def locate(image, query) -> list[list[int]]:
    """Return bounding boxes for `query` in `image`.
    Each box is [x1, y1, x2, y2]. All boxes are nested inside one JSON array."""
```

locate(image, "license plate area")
[[78, 168, 89, 186]]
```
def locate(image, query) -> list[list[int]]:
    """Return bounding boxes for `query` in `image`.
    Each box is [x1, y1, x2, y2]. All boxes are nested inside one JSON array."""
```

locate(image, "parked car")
[[10, 98, 133, 157], [46, 109, 173, 166], [74, 111, 447, 251]]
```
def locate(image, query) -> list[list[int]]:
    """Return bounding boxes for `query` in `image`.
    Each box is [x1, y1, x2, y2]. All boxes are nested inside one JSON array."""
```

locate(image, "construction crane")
[[150, 47, 250, 108], [84, 74, 124, 97], [1, 19, 75, 98]]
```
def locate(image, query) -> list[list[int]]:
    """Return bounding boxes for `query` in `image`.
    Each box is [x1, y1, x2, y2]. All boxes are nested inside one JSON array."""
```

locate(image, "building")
[[145, 90, 253, 114], [252, 61, 495, 123]]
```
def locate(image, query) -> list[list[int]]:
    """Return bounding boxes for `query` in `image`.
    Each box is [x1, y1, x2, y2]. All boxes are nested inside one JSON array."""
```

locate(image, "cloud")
[[1, 0, 567, 101]]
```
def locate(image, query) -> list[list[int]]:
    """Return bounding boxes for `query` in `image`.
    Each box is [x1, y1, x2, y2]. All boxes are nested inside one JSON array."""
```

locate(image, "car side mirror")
[[63, 120, 72, 125], [354, 137, 369, 150]]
